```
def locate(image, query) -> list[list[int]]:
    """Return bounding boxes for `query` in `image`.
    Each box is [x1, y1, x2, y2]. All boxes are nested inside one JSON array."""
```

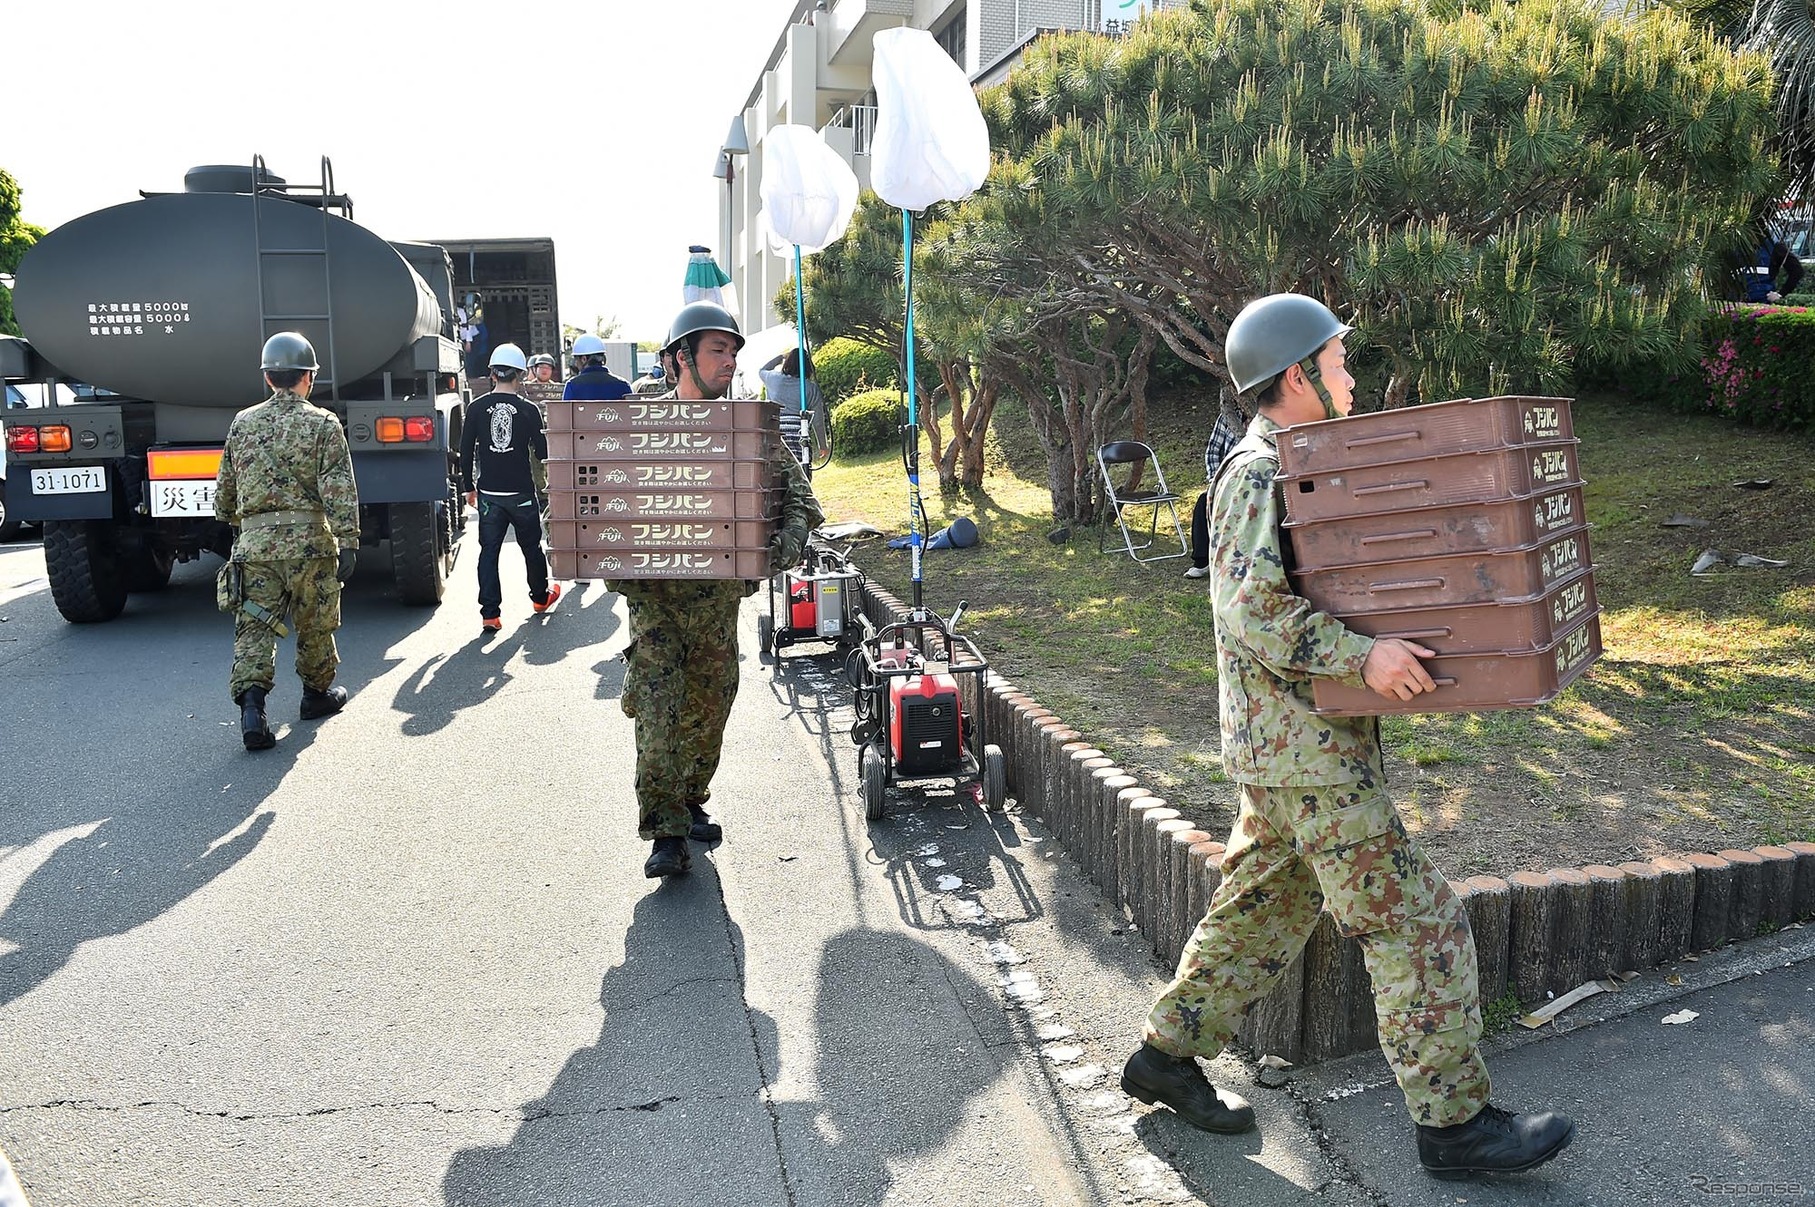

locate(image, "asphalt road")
[[0, 528, 1809, 1207]]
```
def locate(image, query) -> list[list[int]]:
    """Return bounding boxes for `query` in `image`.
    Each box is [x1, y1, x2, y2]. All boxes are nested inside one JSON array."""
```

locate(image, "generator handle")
[[947, 599, 968, 633]]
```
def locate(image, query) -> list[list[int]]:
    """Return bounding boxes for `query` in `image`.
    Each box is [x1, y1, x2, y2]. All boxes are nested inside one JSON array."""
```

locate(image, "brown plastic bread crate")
[[1277, 395, 1574, 476], [1330, 568, 1598, 654], [548, 398, 781, 433], [547, 429, 776, 460], [1310, 610, 1602, 715], [544, 458, 771, 492], [1290, 524, 1592, 613], [547, 518, 772, 551], [1278, 439, 1579, 522], [1284, 483, 1586, 570], [544, 486, 779, 521], [550, 546, 772, 581]]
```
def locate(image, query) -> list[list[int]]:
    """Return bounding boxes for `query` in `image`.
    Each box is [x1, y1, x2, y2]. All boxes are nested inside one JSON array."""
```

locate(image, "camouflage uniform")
[[1143, 414, 1491, 1127], [610, 396, 823, 841], [630, 373, 669, 397], [214, 389, 360, 702]]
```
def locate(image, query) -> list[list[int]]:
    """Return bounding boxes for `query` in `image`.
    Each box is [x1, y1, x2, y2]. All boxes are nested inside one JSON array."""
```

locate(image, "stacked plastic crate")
[[1276, 395, 1602, 715], [543, 397, 782, 581]]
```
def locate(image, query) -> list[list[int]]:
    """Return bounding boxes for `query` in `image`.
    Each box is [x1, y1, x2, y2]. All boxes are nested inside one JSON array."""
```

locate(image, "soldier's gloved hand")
[[335, 548, 358, 583], [769, 529, 804, 572]]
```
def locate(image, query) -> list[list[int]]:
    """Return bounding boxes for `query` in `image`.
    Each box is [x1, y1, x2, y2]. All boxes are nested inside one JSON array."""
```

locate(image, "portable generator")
[[849, 611, 1004, 821], [759, 538, 866, 663]]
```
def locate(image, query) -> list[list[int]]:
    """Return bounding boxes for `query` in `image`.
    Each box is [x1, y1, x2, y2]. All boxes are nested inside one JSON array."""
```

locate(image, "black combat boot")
[[1119, 1042, 1256, 1134], [238, 688, 275, 751], [687, 804, 723, 844], [300, 684, 348, 720], [644, 837, 691, 879], [1417, 1103, 1575, 1179]]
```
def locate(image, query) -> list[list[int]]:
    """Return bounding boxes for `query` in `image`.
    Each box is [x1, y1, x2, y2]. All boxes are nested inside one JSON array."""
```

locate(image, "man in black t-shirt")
[[459, 343, 560, 633]]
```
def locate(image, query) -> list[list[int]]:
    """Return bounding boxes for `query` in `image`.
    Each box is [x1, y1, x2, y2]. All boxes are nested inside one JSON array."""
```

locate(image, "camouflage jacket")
[[1211, 414, 1382, 785], [215, 390, 359, 561], [609, 390, 824, 603]]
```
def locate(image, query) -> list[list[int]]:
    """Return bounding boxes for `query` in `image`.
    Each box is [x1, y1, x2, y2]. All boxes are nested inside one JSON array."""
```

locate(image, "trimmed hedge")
[[1696, 305, 1815, 431], [816, 337, 898, 404], [830, 387, 902, 456]]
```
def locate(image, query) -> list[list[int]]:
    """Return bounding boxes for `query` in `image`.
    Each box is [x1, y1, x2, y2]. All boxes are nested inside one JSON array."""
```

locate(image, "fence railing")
[[826, 104, 879, 156]]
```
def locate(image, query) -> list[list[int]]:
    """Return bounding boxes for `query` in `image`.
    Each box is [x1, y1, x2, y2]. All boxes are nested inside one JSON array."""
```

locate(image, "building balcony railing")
[[826, 104, 879, 156]]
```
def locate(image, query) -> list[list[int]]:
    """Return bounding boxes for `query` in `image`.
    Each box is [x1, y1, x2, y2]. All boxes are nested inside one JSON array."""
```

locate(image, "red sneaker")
[[481, 616, 502, 632], [534, 583, 563, 614]]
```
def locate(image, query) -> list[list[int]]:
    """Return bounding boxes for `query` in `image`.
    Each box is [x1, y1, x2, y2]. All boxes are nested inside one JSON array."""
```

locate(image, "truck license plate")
[[30, 466, 107, 495], [149, 479, 216, 517]]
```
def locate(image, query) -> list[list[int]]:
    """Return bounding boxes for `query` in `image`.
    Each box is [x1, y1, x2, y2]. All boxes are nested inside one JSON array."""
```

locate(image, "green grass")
[[810, 387, 1815, 875]]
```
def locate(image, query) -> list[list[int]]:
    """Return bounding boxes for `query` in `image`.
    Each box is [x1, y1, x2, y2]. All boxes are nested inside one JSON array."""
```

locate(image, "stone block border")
[[856, 581, 1815, 1065]]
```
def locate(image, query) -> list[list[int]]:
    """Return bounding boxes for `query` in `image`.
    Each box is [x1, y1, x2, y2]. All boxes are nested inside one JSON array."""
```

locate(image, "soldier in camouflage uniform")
[[630, 363, 668, 397], [214, 332, 360, 751], [1121, 295, 1575, 1181], [615, 302, 823, 879]]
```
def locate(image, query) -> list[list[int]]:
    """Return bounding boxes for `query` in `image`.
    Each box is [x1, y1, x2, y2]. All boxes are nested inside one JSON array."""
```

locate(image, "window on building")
[[933, 13, 966, 67]]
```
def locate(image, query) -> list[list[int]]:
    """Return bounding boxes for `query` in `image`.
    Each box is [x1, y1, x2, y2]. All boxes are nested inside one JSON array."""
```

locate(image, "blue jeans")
[[476, 492, 549, 618]]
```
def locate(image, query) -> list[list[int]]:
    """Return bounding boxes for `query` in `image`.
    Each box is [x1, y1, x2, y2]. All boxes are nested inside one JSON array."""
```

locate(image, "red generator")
[[889, 670, 964, 776]]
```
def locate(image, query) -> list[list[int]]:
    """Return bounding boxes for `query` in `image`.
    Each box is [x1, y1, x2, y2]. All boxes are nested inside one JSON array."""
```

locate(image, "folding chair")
[[1096, 441, 1187, 562]]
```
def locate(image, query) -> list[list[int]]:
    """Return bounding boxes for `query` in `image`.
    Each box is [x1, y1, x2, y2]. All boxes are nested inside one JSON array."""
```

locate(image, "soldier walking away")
[[629, 362, 667, 396], [214, 332, 359, 751], [562, 333, 632, 402], [1120, 294, 1576, 1180], [614, 302, 823, 880], [460, 343, 559, 634]]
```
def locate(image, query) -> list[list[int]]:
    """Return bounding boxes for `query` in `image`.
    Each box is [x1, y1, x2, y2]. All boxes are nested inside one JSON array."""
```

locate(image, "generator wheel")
[[982, 744, 1007, 812], [861, 742, 888, 821], [757, 611, 775, 665], [44, 519, 127, 623], [390, 500, 453, 605]]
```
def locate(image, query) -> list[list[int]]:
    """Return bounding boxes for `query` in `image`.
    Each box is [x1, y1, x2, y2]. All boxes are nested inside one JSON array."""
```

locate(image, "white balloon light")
[[760, 124, 860, 255], [869, 26, 991, 210]]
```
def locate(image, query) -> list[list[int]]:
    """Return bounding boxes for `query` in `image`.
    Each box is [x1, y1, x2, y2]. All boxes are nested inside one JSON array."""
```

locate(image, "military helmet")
[[489, 343, 529, 371], [261, 331, 319, 373], [571, 333, 608, 358], [1224, 294, 1352, 395], [663, 302, 744, 355], [528, 353, 556, 369]]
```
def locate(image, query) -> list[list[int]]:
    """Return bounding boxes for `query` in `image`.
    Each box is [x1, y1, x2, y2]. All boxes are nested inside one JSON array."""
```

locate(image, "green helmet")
[[663, 302, 744, 355], [261, 331, 320, 373], [1224, 294, 1351, 395]]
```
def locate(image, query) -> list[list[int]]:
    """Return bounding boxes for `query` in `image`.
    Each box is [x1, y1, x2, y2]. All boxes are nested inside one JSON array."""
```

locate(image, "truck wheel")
[[0, 478, 20, 542], [121, 545, 175, 593], [390, 501, 453, 605], [44, 519, 127, 623]]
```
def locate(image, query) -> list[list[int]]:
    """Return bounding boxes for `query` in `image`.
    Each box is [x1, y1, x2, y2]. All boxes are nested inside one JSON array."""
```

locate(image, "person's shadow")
[[443, 882, 1010, 1206]]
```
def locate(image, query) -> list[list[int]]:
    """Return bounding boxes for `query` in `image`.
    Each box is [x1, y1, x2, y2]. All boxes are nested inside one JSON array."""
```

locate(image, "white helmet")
[[488, 343, 528, 372], [571, 333, 608, 358]]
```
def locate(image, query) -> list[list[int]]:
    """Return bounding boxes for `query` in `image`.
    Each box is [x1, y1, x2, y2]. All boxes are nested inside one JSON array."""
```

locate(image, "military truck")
[[0, 158, 554, 623]]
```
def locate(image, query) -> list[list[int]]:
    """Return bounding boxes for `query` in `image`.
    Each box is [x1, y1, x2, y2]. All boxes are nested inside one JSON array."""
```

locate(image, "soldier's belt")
[[240, 510, 328, 531]]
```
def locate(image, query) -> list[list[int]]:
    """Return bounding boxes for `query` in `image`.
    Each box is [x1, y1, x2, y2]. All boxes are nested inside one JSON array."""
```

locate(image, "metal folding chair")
[[1096, 441, 1187, 562]]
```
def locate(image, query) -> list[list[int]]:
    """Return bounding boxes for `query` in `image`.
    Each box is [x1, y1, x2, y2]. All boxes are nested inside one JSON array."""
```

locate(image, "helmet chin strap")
[[684, 352, 725, 400], [1298, 354, 1339, 420]]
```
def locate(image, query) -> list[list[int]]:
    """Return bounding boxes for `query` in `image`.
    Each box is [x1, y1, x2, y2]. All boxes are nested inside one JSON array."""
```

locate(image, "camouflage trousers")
[[229, 556, 341, 701], [618, 582, 744, 840], [1144, 781, 1491, 1126]]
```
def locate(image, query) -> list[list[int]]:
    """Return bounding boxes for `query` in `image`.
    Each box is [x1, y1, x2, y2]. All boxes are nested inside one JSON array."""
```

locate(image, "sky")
[[4, 0, 802, 345]]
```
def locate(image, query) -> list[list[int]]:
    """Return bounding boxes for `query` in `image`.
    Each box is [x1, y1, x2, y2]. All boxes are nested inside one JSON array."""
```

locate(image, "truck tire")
[[0, 478, 21, 543], [390, 500, 454, 605], [44, 519, 128, 623], [121, 544, 176, 593]]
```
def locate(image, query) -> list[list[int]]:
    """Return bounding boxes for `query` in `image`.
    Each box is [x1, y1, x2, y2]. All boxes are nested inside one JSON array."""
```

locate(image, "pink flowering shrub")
[[1693, 305, 1815, 430]]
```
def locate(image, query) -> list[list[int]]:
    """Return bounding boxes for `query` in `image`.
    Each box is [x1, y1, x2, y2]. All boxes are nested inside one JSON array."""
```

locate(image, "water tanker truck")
[[0, 157, 526, 623]]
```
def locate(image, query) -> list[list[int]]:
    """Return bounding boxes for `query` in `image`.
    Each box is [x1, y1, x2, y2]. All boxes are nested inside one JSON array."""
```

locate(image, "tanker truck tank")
[[0, 157, 473, 625], [12, 189, 442, 408]]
